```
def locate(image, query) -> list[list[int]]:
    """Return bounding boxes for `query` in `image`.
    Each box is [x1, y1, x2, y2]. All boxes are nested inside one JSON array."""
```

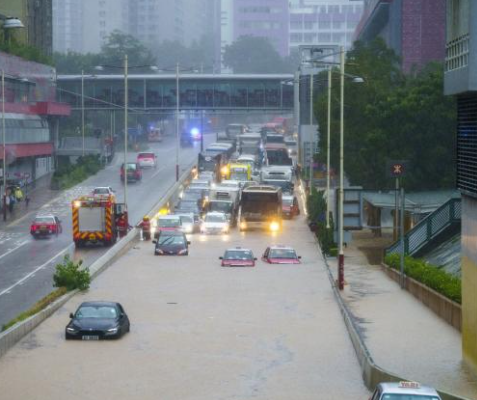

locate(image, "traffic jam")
[[26, 120, 442, 398]]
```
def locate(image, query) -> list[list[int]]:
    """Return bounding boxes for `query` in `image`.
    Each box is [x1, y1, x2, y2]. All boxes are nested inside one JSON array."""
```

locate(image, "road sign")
[[387, 160, 409, 178]]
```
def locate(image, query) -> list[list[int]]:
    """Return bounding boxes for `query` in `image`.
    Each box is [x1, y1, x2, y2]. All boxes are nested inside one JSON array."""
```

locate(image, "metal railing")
[[386, 198, 461, 256]]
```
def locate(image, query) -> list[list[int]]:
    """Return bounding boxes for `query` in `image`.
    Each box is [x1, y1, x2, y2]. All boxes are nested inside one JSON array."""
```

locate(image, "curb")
[[312, 232, 471, 400], [0, 164, 195, 360]]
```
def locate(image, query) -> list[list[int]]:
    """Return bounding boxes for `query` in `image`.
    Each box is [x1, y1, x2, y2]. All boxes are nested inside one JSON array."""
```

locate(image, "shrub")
[[385, 253, 461, 304], [52, 155, 103, 189], [53, 255, 90, 291], [307, 187, 336, 255]]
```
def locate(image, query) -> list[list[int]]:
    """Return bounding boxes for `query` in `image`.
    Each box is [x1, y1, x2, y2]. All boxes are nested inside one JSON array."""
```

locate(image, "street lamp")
[[94, 59, 158, 210]]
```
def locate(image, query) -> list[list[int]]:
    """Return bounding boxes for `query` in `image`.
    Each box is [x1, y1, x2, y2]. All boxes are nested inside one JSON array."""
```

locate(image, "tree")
[[222, 35, 288, 73], [315, 38, 456, 191], [101, 30, 156, 69]]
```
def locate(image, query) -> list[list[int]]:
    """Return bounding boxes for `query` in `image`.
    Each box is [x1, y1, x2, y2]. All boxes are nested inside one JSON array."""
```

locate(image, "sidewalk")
[[329, 230, 477, 399], [0, 174, 61, 229]]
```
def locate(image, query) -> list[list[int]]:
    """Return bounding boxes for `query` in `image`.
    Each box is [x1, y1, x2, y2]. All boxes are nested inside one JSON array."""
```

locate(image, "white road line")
[[0, 244, 73, 297], [0, 240, 29, 261], [150, 165, 167, 179]]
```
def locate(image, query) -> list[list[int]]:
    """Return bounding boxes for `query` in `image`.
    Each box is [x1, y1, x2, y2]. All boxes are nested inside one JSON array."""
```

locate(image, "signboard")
[[387, 160, 409, 178]]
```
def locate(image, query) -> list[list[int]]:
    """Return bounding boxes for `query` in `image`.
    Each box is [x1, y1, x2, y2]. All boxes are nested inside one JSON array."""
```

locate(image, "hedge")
[[307, 187, 336, 255], [385, 253, 461, 304], [52, 155, 102, 190]]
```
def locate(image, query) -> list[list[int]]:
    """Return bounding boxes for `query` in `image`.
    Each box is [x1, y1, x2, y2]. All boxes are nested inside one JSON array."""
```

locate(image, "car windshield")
[[269, 249, 297, 259], [209, 202, 231, 212], [283, 198, 294, 206], [75, 305, 118, 319], [381, 396, 440, 400], [179, 216, 193, 224], [224, 250, 253, 260], [124, 163, 137, 171], [93, 188, 109, 195], [158, 235, 185, 245], [205, 214, 226, 223], [34, 217, 55, 224], [158, 218, 180, 227], [230, 171, 248, 181], [138, 153, 154, 159], [178, 200, 199, 208]]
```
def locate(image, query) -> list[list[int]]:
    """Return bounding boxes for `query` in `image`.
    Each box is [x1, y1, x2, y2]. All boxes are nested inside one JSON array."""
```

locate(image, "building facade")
[[52, 0, 82, 53], [1, 0, 53, 56], [0, 51, 70, 195], [289, 0, 363, 54], [355, 0, 446, 72], [444, 0, 477, 374]]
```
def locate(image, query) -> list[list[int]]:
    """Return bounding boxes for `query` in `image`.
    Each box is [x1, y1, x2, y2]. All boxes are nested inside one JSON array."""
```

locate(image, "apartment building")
[[444, 0, 477, 374]]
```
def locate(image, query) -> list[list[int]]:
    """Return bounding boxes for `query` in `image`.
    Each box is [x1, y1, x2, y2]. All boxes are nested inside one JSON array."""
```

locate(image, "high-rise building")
[[1, 0, 53, 56], [444, 0, 477, 375], [289, 0, 363, 54], [354, 0, 446, 72], [52, 0, 83, 53], [220, 0, 290, 58]]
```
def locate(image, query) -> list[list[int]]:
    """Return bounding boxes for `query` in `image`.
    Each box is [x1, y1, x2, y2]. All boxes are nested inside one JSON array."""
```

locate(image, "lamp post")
[[124, 54, 129, 209], [309, 72, 314, 190], [326, 67, 332, 229], [2, 70, 5, 221], [81, 69, 85, 157], [175, 62, 180, 181], [338, 46, 345, 291]]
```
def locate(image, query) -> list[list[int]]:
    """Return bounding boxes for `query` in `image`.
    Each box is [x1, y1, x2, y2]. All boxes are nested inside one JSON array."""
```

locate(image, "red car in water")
[[262, 245, 301, 264], [220, 247, 257, 267], [30, 215, 62, 238]]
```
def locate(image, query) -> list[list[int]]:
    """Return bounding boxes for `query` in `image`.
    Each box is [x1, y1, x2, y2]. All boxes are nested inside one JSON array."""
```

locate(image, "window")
[[319, 21, 331, 29], [290, 21, 302, 30], [304, 21, 314, 30], [304, 33, 316, 42], [290, 33, 302, 43], [333, 21, 342, 29]]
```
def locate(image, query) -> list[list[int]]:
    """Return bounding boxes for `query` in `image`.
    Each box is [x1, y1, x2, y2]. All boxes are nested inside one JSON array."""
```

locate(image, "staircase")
[[386, 198, 461, 257]]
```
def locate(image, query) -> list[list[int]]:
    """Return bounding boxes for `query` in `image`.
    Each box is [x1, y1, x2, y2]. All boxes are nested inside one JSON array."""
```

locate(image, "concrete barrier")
[[381, 263, 462, 331], [312, 236, 470, 399], [0, 164, 196, 360]]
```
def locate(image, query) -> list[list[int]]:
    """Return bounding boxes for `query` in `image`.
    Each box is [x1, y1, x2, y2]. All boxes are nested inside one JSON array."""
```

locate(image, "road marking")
[[0, 240, 29, 261], [150, 165, 167, 179], [0, 244, 73, 298]]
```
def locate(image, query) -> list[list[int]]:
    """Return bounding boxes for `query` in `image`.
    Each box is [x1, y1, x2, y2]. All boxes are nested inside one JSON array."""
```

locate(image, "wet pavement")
[[0, 134, 213, 328], [0, 205, 369, 399], [329, 231, 477, 399]]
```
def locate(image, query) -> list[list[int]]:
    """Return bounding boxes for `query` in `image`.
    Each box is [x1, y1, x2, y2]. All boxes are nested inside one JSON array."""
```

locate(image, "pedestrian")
[[5, 192, 10, 212], [8, 193, 14, 213], [14, 186, 23, 202], [25, 195, 30, 208]]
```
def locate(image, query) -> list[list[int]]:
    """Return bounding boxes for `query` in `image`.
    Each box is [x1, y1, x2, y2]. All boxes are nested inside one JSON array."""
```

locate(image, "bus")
[[239, 186, 282, 232]]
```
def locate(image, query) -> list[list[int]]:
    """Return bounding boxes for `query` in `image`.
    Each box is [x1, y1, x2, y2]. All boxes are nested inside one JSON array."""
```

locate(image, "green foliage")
[[53, 255, 90, 292], [51, 155, 103, 190], [1, 288, 68, 332], [0, 37, 51, 65], [223, 35, 295, 73], [307, 188, 336, 255], [385, 253, 461, 304], [316, 38, 456, 191]]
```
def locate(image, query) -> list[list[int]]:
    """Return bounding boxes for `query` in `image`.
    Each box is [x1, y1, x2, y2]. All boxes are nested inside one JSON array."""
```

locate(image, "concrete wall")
[[462, 194, 477, 374]]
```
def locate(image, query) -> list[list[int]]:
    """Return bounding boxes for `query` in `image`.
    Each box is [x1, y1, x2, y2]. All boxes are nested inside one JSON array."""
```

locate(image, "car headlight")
[[222, 225, 229, 233], [66, 327, 77, 333], [270, 221, 280, 232], [107, 327, 119, 333], [156, 249, 164, 254], [240, 221, 247, 230], [178, 249, 187, 255]]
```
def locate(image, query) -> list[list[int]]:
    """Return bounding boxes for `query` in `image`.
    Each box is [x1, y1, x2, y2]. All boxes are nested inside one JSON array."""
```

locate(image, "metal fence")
[[386, 198, 461, 256]]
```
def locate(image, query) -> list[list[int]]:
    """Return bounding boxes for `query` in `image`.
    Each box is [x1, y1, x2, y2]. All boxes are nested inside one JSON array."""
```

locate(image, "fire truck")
[[72, 194, 126, 247]]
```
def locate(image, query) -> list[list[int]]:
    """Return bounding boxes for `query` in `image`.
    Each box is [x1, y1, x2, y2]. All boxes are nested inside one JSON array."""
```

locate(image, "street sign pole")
[[400, 186, 405, 288], [395, 177, 399, 241]]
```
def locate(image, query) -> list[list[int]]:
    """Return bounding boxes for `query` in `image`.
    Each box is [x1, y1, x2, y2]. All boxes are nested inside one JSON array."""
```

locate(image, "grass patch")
[[385, 253, 461, 304], [1, 287, 68, 332]]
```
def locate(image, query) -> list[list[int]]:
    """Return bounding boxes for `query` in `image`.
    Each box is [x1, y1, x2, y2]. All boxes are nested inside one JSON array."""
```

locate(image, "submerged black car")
[[65, 301, 130, 340], [153, 231, 190, 256]]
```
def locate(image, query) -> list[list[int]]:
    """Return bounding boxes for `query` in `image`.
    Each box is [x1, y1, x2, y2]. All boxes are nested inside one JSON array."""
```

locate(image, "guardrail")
[[386, 198, 461, 256]]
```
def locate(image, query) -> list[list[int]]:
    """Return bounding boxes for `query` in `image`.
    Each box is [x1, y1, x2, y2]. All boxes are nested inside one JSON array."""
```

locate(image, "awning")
[[0, 143, 54, 160], [33, 102, 71, 116]]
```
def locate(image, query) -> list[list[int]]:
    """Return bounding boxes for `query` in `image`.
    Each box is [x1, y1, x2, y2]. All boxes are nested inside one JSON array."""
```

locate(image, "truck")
[[207, 186, 240, 226], [198, 152, 224, 181], [72, 194, 125, 247], [239, 185, 282, 232], [265, 144, 293, 167], [238, 133, 262, 157]]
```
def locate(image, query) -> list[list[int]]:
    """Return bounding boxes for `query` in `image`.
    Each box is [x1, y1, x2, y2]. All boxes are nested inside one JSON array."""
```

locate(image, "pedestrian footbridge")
[[57, 74, 294, 112]]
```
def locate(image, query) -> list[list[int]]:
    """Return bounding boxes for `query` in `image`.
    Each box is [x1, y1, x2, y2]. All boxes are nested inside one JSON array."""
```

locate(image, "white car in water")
[[200, 212, 230, 234]]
